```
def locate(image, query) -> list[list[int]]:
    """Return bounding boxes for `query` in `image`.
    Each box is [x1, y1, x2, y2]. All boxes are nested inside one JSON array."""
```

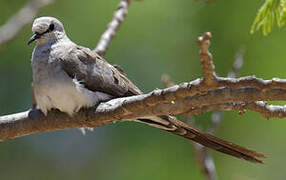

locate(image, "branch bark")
[[188, 48, 245, 180], [1, 82, 286, 141]]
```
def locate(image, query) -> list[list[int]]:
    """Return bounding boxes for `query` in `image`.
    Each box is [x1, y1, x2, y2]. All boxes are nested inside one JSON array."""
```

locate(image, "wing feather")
[[60, 45, 141, 97]]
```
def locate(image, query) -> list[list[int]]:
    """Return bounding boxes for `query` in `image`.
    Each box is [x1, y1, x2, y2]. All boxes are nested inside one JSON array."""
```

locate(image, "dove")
[[28, 16, 265, 163]]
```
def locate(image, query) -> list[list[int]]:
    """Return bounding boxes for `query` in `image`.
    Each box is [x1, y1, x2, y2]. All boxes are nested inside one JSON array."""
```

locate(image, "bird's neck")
[[33, 36, 75, 62], [36, 32, 70, 46]]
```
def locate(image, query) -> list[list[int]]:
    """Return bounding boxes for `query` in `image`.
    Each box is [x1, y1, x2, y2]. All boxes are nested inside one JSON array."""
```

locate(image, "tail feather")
[[137, 115, 265, 163]]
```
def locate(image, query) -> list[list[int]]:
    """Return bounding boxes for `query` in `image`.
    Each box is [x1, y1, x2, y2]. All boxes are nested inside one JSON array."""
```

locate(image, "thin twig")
[[161, 74, 175, 87], [198, 32, 216, 87], [0, 0, 53, 47], [227, 48, 245, 78], [187, 116, 217, 180], [192, 142, 217, 180], [94, 0, 132, 56], [186, 101, 286, 119]]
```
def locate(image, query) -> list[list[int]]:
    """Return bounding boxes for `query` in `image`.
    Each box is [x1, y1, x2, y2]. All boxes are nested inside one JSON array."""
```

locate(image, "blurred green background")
[[1, 0, 286, 179]]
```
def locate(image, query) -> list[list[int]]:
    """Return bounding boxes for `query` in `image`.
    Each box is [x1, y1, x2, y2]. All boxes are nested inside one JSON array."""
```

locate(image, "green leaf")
[[251, 0, 286, 35]]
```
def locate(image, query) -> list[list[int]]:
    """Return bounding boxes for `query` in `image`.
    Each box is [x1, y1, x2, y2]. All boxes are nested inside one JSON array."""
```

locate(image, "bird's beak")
[[27, 33, 41, 45]]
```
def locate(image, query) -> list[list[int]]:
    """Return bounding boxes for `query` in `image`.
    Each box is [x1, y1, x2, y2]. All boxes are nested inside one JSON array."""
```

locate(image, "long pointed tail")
[[136, 115, 265, 163]]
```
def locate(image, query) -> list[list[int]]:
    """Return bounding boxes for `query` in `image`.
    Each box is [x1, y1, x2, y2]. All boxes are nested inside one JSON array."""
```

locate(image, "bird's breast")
[[31, 43, 112, 116], [32, 52, 96, 115]]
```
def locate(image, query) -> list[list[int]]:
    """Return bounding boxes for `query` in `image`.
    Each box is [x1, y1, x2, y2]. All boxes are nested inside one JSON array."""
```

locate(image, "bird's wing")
[[60, 45, 142, 97]]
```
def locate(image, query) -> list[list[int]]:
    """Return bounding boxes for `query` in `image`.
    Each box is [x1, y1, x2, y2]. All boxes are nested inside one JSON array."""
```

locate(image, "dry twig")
[[94, 0, 132, 56], [0, 0, 53, 47], [198, 32, 216, 87]]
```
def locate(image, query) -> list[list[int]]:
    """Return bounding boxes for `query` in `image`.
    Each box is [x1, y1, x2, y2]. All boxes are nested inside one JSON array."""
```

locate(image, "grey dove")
[[28, 16, 265, 163]]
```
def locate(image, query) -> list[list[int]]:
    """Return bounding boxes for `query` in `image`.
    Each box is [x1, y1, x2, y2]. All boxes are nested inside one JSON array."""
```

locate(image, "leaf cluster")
[[251, 0, 286, 35]]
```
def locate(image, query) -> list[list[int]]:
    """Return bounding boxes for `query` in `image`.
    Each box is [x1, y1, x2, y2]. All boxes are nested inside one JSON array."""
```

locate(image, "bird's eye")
[[49, 23, 55, 31]]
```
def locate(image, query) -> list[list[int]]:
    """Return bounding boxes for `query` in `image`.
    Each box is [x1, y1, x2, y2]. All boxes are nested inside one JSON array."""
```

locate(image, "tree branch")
[[189, 48, 246, 180], [94, 0, 132, 56], [198, 32, 216, 86], [162, 75, 218, 179], [192, 140, 217, 180], [189, 101, 286, 119], [0, 0, 53, 47], [1, 82, 286, 141], [1, 32, 286, 154]]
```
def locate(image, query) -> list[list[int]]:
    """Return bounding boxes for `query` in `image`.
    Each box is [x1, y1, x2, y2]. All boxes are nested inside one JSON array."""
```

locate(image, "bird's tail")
[[135, 115, 265, 163]]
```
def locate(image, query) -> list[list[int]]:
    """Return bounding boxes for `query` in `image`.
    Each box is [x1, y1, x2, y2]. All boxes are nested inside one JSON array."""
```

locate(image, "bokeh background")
[[0, 0, 286, 179]]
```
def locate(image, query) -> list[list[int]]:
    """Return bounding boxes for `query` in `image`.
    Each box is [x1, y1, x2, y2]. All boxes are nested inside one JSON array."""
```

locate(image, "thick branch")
[[162, 75, 218, 179], [2, 83, 286, 141], [1, 30, 286, 170], [162, 75, 217, 180], [0, 0, 53, 47]]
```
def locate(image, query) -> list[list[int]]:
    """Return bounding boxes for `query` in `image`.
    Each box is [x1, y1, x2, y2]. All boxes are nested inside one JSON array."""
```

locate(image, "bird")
[[28, 16, 265, 163]]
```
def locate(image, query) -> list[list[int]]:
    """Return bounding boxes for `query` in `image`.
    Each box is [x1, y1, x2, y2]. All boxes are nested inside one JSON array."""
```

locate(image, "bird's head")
[[28, 17, 66, 45]]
